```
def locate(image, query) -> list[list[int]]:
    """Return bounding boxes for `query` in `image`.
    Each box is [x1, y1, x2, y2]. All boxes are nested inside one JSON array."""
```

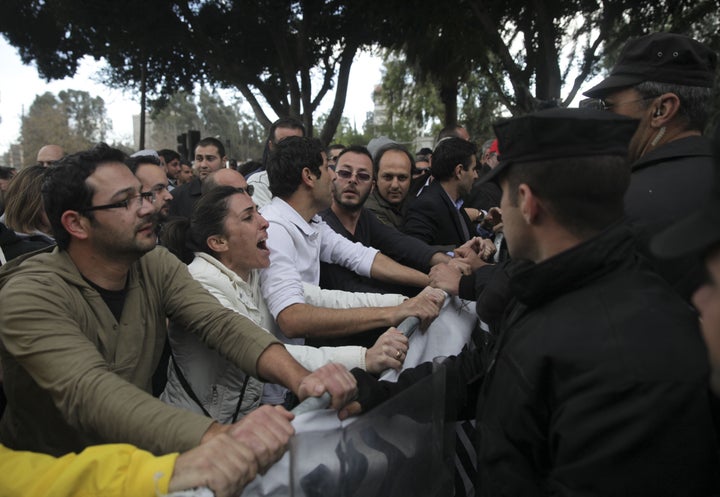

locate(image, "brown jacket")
[[0, 246, 277, 456]]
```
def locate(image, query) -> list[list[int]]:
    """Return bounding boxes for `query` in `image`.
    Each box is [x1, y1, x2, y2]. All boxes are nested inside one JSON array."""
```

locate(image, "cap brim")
[[583, 74, 645, 99], [650, 201, 720, 258]]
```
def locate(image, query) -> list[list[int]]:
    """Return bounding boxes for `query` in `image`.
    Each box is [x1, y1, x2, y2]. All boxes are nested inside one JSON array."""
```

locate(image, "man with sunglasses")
[[0, 143, 357, 461], [319, 146, 450, 301], [582, 32, 718, 301]]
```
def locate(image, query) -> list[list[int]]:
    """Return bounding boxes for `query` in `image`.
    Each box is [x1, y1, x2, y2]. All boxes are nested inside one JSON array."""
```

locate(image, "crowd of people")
[[1, 31, 720, 497]]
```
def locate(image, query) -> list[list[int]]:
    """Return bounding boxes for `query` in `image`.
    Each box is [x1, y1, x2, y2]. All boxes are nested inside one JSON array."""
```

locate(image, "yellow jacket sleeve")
[[0, 443, 178, 497]]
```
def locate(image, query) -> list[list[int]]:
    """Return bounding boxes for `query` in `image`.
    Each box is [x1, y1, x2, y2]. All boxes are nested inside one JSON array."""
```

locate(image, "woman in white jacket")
[[160, 185, 409, 422]]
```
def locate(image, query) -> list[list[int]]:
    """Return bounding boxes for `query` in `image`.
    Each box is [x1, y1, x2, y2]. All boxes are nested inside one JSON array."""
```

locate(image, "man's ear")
[[454, 163, 464, 179], [651, 93, 681, 127], [60, 211, 90, 241], [517, 184, 541, 224], [207, 234, 228, 253], [301, 167, 315, 188]]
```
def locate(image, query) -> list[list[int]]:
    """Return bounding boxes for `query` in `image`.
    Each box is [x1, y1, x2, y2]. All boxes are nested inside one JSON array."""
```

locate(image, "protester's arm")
[[286, 327, 409, 374], [0, 443, 178, 497], [340, 344, 486, 421], [430, 251, 453, 266], [275, 301, 410, 338], [453, 236, 496, 267], [303, 281, 405, 307], [162, 250, 356, 421], [199, 405, 295, 474], [429, 262, 463, 296], [363, 327, 409, 373], [169, 434, 258, 497], [0, 274, 214, 455], [369, 252, 430, 288], [276, 286, 444, 338], [0, 430, 274, 497], [161, 249, 279, 380], [366, 210, 450, 271], [318, 220, 431, 288]]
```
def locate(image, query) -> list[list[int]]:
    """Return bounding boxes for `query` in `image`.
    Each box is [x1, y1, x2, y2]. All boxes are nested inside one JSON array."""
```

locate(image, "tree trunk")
[[320, 41, 360, 146], [440, 79, 458, 126], [139, 59, 147, 149]]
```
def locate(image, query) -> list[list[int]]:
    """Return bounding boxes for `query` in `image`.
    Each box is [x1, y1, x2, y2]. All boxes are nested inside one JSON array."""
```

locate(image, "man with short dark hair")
[[259, 136, 444, 347], [158, 148, 182, 191], [247, 117, 306, 208], [414, 148, 432, 177], [582, 32, 718, 300], [169, 137, 227, 219], [0, 143, 356, 458], [466, 138, 502, 215], [346, 108, 720, 496], [178, 160, 194, 185], [326, 143, 346, 169], [403, 137, 478, 249], [436, 124, 470, 143]]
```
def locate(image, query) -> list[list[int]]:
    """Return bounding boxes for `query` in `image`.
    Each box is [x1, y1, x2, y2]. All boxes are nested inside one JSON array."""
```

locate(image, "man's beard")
[[334, 188, 371, 212]]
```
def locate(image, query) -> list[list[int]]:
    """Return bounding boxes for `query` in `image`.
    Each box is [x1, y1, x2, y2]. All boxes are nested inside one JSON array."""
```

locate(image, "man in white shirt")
[[260, 136, 444, 345]]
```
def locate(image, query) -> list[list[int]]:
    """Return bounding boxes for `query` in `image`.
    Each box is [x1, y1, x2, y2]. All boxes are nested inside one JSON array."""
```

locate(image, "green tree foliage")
[[58, 90, 110, 143], [315, 112, 372, 147], [4, 0, 718, 142], [0, 0, 380, 146], [373, 52, 444, 143], [375, 52, 505, 143], [149, 89, 265, 161], [20, 90, 109, 167], [374, 0, 720, 122]]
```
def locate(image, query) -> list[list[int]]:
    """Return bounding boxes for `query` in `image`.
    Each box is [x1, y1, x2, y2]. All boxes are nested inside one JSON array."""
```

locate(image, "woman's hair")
[[161, 185, 239, 264], [5, 165, 51, 235]]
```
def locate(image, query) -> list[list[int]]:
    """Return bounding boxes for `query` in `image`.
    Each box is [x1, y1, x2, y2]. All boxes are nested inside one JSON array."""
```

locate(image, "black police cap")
[[481, 108, 639, 184], [584, 32, 717, 99]]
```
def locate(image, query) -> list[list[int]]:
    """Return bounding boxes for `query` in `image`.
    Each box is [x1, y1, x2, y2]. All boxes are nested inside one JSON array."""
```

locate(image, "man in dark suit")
[[403, 137, 478, 251]]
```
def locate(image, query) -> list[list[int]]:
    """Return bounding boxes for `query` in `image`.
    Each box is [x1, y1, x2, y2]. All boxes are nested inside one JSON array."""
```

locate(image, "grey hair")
[[634, 81, 713, 131]]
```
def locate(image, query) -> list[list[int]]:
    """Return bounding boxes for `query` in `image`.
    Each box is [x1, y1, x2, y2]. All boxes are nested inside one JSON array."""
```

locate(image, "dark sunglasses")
[[335, 169, 372, 182]]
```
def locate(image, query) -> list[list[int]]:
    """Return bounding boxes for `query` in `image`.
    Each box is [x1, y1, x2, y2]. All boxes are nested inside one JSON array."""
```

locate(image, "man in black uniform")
[[343, 107, 720, 496], [583, 32, 718, 301]]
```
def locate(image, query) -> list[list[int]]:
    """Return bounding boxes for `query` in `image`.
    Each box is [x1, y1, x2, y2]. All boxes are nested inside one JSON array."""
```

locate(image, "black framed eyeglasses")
[[235, 185, 254, 196], [335, 169, 373, 182], [579, 95, 658, 111], [82, 191, 156, 213]]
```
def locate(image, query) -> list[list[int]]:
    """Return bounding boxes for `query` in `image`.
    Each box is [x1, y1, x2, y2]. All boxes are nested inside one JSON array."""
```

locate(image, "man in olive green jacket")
[[0, 143, 356, 458]]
